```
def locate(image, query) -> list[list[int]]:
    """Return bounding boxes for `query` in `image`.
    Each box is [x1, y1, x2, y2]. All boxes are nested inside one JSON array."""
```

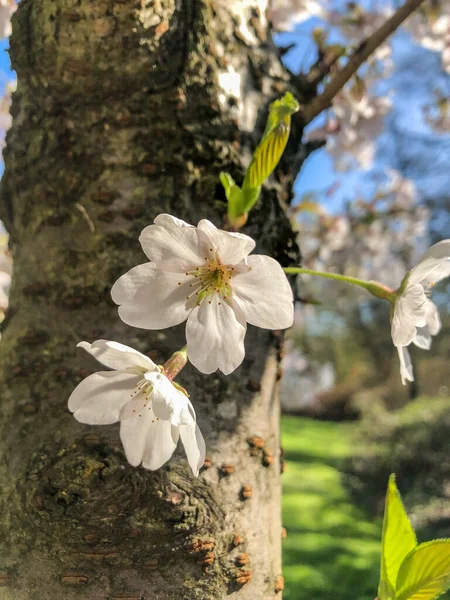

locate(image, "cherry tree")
[[1, 1, 448, 599]]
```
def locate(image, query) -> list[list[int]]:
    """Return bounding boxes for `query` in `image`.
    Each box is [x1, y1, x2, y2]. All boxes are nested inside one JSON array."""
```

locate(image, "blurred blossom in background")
[[271, 4, 450, 598], [0, 2, 13, 342], [272, 0, 450, 418]]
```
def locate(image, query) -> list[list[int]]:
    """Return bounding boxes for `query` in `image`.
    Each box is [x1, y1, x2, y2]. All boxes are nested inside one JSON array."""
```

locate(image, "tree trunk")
[[0, 1, 303, 598]]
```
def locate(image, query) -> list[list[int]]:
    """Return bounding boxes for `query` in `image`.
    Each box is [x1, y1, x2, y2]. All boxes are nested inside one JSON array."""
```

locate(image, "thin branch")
[[302, 0, 428, 125], [305, 46, 345, 88]]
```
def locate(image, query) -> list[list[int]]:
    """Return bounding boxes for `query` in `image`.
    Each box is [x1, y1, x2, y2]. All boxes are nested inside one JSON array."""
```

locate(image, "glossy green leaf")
[[242, 92, 299, 192], [220, 171, 243, 221], [240, 185, 261, 215], [221, 93, 299, 228], [396, 541, 450, 600], [378, 474, 417, 600]]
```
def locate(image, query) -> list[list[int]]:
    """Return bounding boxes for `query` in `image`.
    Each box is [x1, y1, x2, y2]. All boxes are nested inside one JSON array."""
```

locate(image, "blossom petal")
[[110, 263, 156, 305], [141, 421, 179, 471], [0, 253, 12, 275], [116, 269, 192, 329], [425, 300, 441, 336], [180, 399, 206, 476], [119, 411, 149, 467], [232, 255, 294, 329], [180, 422, 206, 477], [391, 310, 415, 347], [391, 284, 427, 347], [197, 219, 255, 265], [77, 340, 157, 372], [408, 239, 450, 287], [144, 371, 193, 426], [0, 270, 11, 289], [398, 346, 414, 386], [186, 295, 247, 375], [120, 408, 178, 468], [139, 214, 204, 272], [412, 327, 432, 350], [68, 371, 139, 424]]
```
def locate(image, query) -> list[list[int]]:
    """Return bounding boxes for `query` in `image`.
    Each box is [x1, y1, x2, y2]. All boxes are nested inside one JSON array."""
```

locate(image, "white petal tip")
[[77, 341, 91, 350]]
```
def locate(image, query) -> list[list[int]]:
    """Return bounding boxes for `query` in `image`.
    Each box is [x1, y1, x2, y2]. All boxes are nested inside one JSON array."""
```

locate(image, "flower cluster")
[[290, 175, 450, 384], [295, 169, 424, 288], [69, 214, 293, 474], [307, 81, 392, 171], [406, 3, 450, 75], [269, 0, 324, 31]]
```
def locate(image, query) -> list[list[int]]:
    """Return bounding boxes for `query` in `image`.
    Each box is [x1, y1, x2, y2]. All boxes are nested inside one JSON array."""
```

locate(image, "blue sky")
[[0, 38, 11, 203], [0, 37, 12, 85]]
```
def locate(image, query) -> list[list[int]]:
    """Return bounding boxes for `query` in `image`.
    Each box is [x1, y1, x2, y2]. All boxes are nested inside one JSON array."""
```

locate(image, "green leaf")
[[396, 541, 450, 600], [242, 92, 299, 191], [219, 171, 243, 221], [221, 93, 299, 228], [240, 185, 261, 215], [378, 474, 417, 600]]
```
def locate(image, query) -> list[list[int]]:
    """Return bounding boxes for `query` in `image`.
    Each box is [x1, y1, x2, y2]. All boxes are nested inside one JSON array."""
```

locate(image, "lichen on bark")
[[0, 0, 305, 598]]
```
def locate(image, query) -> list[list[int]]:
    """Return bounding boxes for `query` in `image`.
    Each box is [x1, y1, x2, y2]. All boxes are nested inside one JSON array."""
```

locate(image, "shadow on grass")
[[281, 415, 382, 600]]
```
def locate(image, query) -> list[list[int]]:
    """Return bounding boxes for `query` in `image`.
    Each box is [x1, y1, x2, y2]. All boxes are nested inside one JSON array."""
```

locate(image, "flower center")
[[181, 256, 234, 305], [129, 377, 156, 418]]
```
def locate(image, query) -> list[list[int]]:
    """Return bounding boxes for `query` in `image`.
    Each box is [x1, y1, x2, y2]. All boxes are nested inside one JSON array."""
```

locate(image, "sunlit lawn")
[[281, 416, 382, 600]]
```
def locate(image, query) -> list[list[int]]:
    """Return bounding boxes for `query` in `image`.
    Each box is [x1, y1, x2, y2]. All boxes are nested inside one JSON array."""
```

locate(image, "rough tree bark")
[[0, 1, 304, 598]]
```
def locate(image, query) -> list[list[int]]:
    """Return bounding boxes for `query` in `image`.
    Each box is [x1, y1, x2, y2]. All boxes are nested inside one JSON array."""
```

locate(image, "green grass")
[[281, 416, 382, 600]]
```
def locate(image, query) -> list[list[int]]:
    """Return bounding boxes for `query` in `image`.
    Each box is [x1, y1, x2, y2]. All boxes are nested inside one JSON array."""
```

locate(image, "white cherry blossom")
[[406, 5, 450, 74], [391, 240, 450, 384], [0, 82, 13, 157], [406, 10, 449, 53], [384, 169, 416, 210], [111, 214, 294, 375], [0, 0, 16, 39], [307, 85, 391, 171], [327, 2, 393, 43], [0, 270, 10, 312], [0, 226, 11, 339], [269, 0, 324, 31], [68, 340, 205, 475]]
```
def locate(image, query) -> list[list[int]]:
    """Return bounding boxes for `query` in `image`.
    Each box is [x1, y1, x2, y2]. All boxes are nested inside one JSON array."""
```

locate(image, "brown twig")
[[302, 0, 428, 125], [306, 46, 345, 88]]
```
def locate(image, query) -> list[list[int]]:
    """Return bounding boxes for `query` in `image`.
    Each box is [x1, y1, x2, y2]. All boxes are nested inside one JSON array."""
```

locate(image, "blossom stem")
[[284, 267, 396, 302], [163, 346, 188, 381]]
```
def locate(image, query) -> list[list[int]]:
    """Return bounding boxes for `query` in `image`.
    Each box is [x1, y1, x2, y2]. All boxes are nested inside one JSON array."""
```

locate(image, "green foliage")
[[378, 476, 450, 600], [344, 396, 450, 534], [379, 475, 417, 600], [219, 172, 243, 223], [282, 416, 381, 600], [282, 416, 450, 600], [221, 92, 299, 228], [396, 542, 450, 600]]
